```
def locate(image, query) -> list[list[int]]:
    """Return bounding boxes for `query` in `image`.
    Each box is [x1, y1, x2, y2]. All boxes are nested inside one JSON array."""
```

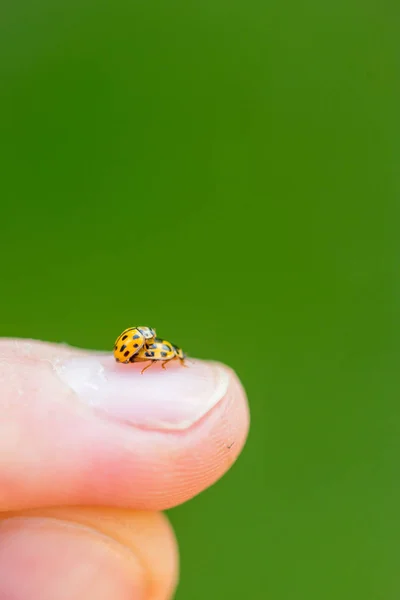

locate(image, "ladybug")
[[132, 337, 187, 373], [171, 343, 186, 364], [114, 326, 156, 363]]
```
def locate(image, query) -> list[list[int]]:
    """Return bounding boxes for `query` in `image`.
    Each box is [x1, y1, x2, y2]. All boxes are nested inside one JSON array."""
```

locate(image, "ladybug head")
[[138, 326, 156, 340]]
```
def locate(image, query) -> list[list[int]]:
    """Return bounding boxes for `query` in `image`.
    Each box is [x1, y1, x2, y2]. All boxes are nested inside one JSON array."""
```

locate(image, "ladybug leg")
[[180, 358, 188, 368], [141, 361, 154, 375], [161, 360, 169, 370]]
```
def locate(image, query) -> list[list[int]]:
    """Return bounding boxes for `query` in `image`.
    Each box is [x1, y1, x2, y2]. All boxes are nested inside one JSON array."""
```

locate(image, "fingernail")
[[56, 357, 230, 430]]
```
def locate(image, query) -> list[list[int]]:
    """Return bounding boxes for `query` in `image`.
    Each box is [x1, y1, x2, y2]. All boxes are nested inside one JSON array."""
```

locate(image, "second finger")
[[0, 508, 178, 600]]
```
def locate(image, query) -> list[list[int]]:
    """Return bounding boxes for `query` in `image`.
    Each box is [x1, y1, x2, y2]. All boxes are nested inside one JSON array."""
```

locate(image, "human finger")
[[0, 507, 178, 600], [0, 338, 249, 510]]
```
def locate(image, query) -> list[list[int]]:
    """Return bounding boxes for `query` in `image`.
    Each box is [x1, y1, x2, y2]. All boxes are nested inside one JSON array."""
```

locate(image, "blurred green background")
[[0, 0, 398, 598]]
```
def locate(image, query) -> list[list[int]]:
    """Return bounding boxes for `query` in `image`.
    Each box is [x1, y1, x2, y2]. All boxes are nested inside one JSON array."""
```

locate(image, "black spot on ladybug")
[[120, 344, 126, 352], [122, 335, 128, 341], [145, 351, 155, 357], [162, 344, 172, 351], [134, 343, 139, 348], [124, 350, 130, 357], [161, 351, 168, 357], [133, 334, 140, 339]]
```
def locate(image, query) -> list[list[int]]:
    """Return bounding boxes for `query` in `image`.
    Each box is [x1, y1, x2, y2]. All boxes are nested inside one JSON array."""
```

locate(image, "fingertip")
[[0, 338, 250, 511], [0, 508, 179, 600]]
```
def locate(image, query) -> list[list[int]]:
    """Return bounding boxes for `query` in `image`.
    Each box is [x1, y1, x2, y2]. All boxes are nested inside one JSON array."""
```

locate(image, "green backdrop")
[[1, 1, 398, 598]]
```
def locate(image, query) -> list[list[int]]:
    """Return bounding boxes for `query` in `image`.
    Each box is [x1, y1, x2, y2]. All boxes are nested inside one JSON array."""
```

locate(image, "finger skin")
[[0, 339, 249, 511], [0, 509, 178, 600]]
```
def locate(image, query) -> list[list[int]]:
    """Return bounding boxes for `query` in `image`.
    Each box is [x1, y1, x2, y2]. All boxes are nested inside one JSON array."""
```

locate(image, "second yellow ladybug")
[[132, 338, 187, 373], [114, 326, 156, 363]]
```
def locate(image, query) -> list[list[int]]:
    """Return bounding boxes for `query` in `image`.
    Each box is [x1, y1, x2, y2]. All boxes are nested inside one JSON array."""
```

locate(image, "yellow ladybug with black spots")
[[172, 344, 186, 364], [113, 326, 156, 363], [132, 338, 187, 373]]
